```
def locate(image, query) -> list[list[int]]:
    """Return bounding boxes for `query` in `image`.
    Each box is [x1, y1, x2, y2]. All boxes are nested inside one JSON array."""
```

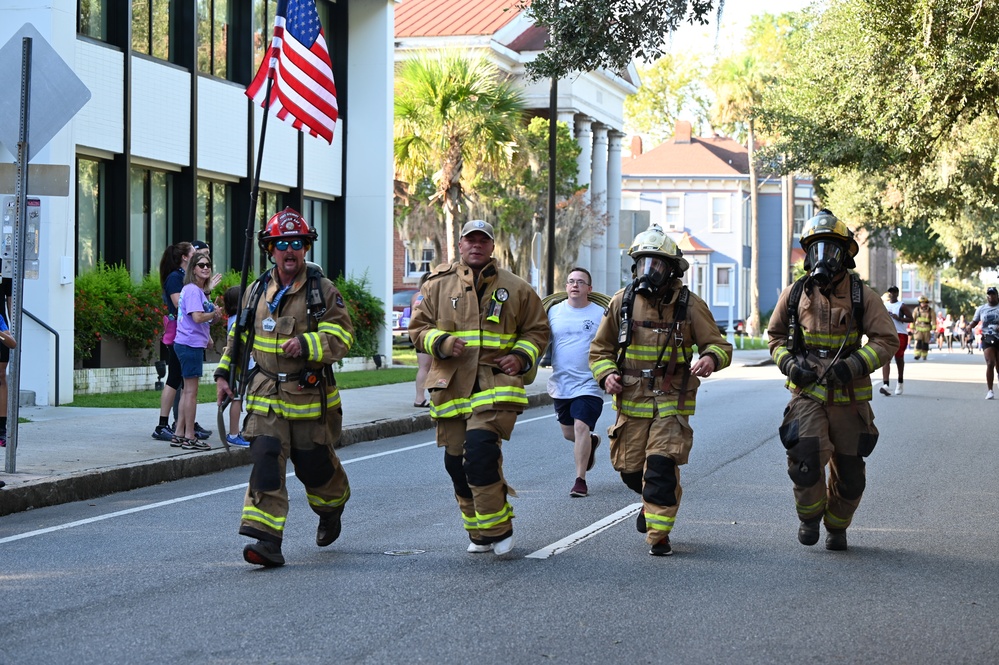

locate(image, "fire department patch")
[[283, 220, 297, 232], [335, 294, 344, 308]]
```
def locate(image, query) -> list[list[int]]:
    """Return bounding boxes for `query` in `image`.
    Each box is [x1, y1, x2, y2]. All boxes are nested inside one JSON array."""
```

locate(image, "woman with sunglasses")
[[172, 250, 222, 449]]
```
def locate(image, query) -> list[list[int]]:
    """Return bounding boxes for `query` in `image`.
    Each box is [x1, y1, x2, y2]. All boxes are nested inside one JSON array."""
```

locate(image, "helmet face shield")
[[635, 256, 669, 287], [806, 239, 846, 286]]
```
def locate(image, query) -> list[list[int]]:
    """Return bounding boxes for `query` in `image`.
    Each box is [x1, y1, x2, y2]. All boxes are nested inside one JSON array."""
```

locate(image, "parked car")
[[392, 289, 419, 346], [715, 320, 747, 336]]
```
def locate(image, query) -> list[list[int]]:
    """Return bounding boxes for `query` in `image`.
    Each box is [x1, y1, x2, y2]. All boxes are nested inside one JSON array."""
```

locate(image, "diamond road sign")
[[0, 23, 91, 162]]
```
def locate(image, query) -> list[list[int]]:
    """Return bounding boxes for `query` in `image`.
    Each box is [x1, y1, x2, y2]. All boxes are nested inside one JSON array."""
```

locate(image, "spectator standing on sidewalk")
[[172, 251, 222, 450], [768, 210, 898, 552], [220, 286, 251, 447], [969, 286, 999, 400], [409, 220, 549, 557], [879, 286, 912, 396], [216, 208, 354, 568], [0, 270, 12, 447], [546, 267, 605, 498], [151, 242, 192, 442]]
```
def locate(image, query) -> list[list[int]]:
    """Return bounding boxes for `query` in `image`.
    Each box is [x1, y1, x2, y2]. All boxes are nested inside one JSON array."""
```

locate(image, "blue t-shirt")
[[163, 269, 184, 317], [0, 313, 8, 332]]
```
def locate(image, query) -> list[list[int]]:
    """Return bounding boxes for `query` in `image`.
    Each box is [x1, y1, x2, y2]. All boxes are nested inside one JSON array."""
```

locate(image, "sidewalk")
[[0, 348, 773, 516]]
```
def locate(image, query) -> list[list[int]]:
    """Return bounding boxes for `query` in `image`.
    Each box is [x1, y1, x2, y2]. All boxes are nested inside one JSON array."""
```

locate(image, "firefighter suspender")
[[786, 274, 865, 355], [616, 286, 692, 407]]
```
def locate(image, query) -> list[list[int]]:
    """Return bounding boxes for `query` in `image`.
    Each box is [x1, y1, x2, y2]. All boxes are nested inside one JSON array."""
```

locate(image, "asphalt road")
[[2, 353, 997, 664]]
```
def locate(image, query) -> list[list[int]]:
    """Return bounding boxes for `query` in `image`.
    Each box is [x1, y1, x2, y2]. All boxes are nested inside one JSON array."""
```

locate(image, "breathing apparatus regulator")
[[799, 209, 858, 288], [628, 224, 689, 298]]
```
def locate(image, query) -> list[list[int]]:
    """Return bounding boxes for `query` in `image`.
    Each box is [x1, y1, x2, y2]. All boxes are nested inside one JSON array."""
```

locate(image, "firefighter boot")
[[798, 518, 821, 546], [316, 509, 343, 547], [243, 540, 285, 567], [825, 529, 848, 551]]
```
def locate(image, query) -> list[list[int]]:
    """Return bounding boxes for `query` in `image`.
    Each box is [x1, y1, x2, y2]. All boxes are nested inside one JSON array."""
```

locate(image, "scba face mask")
[[634, 256, 674, 297], [806, 240, 846, 287]]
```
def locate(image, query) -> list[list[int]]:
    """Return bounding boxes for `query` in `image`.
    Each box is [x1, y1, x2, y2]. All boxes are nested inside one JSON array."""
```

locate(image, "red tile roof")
[[395, 0, 524, 38], [677, 232, 713, 253], [623, 132, 749, 177]]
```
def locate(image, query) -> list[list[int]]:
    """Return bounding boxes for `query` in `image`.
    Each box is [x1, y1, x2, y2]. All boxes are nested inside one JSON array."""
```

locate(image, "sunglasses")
[[566, 279, 590, 286], [274, 239, 305, 251], [195, 262, 212, 269]]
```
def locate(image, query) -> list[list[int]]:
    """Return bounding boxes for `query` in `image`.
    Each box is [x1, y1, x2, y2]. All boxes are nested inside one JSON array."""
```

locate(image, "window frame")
[[710, 194, 731, 233]]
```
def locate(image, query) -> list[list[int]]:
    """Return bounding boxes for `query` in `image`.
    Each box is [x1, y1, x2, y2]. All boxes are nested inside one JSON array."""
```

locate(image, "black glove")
[[778, 355, 818, 387], [829, 354, 865, 385]]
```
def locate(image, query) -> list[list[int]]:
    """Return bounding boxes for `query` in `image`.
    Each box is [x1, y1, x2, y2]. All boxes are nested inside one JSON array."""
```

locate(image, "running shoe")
[[226, 433, 250, 447], [587, 433, 600, 471], [569, 477, 588, 498], [988, 390, 995, 400], [649, 536, 673, 557], [895, 384, 904, 395], [152, 424, 175, 441], [194, 422, 212, 440], [879, 385, 891, 396]]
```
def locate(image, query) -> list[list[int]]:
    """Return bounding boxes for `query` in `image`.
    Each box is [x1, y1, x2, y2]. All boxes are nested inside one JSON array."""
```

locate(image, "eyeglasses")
[[195, 262, 212, 269], [274, 239, 305, 251], [566, 279, 590, 286]]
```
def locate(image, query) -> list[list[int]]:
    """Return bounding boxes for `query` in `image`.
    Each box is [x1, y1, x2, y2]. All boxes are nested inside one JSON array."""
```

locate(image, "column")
[[606, 130, 624, 293], [574, 117, 593, 272], [590, 124, 608, 293]]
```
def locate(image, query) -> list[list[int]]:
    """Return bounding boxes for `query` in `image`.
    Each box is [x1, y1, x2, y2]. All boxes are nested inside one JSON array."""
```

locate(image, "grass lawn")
[[71, 366, 418, 408]]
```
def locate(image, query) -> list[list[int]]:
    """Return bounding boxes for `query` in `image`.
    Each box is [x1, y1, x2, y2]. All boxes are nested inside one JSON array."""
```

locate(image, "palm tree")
[[394, 50, 527, 263], [711, 54, 770, 337]]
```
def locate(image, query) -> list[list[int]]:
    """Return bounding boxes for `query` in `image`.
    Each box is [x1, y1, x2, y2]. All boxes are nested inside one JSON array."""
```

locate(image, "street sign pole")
[[5, 37, 30, 473]]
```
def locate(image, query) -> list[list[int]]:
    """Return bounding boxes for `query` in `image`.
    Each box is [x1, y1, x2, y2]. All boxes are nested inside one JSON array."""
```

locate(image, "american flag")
[[246, 0, 339, 144]]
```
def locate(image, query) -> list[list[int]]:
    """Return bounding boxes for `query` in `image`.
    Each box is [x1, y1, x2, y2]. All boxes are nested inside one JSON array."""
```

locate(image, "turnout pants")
[[913, 331, 930, 359], [238, 410, 350, 544], [778, 394, 878, 531], [607, 412, 693, 545], [437, 410, 518, 543]]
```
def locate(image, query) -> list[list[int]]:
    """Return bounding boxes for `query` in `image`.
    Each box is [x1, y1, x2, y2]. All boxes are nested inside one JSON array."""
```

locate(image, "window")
[[79, 0, 107, 40], [405, 243, 436, 279], [663, 195, 682, 231], [714, 264, 734, 306], [197, 180, 232, 270], [76, 157, 106, 274], [687, 262, 707, 301], [793, 202, 813, 238], [253, 0, 280, 74], [710, 195, 730, 232], [255, 190, 285, 273], [303, 198, 331, 270], [132, 0, 173, 61], [130, 167, 174, 282], [198, 0, 231, 78]]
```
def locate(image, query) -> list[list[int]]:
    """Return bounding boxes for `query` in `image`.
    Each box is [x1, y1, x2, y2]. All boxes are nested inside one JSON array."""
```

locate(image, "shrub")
[[74, 261, 166, 364], [334, 271, 385, 359]]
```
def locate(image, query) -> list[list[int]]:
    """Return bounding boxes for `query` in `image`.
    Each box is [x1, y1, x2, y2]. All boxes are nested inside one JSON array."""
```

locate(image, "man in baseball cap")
[[460, 220, 494, 239]]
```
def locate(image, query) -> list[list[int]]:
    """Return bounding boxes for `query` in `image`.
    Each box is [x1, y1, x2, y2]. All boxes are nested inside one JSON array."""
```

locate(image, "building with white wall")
[[393, 0, 638, 295], [0, 0, 394, 405]]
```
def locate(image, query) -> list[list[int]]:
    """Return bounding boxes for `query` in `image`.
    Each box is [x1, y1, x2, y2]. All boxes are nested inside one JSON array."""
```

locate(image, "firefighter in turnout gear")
[[589, 223, 732, 557], [408, 220, 550, 556], [215, 208, 354, 567], [912, 296, 934, 360], [767, 209, 898, 552]]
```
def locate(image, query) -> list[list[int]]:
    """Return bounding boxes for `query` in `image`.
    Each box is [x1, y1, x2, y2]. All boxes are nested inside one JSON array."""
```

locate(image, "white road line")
[[0, 409, 579, 545], [525, 502, 642, 559]]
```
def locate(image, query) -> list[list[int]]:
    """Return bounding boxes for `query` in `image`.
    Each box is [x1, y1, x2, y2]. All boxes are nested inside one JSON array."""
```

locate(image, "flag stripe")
[[245, 0, 338, 144]]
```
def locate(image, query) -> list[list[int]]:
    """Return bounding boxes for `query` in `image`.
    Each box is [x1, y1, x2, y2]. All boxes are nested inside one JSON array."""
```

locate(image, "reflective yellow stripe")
[[615, 397, 696, 418], [645, 512, 675, 532], [857, 345, 879, 372], [701, 343, 731, 369], [245, 389, 342, 419], [242, 505, 286, 531], [824, 509, 851, 529], [475, 502, 514, 530], [797, 498, 825, 514], [802, 330, 861, 347], [306, 486, 350, 508], [317, 322, 353, 347], [431, 386, 528, 418], [461, 512, 478, 531], [590, 358, 618, 377], [790, 380, 873, 404], [513, 339, 540, 363]]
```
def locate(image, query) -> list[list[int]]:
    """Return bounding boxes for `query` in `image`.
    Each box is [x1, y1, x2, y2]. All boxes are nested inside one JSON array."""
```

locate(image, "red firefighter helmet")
[[257, 207, 318, 253]]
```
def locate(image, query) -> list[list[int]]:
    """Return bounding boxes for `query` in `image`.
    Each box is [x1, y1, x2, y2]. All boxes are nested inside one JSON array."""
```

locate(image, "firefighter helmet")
[[628, 223, 688, 273], [799, 209, 859, 257], [918, 295, 929, 304], [258, 207, 318, 253]]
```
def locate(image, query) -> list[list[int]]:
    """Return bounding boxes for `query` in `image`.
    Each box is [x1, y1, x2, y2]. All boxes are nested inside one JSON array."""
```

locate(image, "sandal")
[[170, 436, 186, 448], [414, 400, 430, 408], [181, 437, 211, 451]]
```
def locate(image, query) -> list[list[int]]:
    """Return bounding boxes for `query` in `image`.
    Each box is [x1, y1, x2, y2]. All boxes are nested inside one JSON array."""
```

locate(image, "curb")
[[0, 392, 555, 517]]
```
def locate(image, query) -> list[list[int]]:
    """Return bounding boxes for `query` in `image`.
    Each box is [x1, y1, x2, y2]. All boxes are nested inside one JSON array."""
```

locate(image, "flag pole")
[[220, 73, 275, 449]]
